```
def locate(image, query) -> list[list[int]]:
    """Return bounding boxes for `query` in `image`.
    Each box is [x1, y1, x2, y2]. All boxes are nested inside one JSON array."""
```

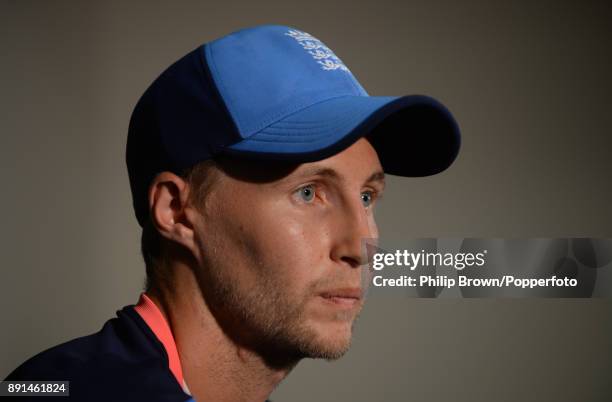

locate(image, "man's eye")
[[361, 191, 374, 207], [296, 184, 316, 203]]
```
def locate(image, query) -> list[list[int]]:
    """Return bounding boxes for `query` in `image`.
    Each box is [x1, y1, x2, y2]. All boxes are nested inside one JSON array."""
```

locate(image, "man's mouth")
[[319, 288, 362, 307]]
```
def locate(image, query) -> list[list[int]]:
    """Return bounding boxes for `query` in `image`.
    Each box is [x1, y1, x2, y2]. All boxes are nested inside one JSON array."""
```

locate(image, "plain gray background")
[[2, 1, 611, 401]]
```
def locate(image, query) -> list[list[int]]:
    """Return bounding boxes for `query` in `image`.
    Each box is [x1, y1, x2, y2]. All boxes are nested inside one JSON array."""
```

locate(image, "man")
[[4, 25, 460, 401]]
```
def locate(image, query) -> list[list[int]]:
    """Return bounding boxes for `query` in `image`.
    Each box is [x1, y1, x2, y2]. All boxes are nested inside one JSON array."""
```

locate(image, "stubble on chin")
[[199, 267, 361, 363]]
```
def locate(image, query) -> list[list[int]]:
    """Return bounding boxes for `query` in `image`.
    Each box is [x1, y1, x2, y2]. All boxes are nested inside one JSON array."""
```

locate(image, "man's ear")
[[148, 172, 200, 260]]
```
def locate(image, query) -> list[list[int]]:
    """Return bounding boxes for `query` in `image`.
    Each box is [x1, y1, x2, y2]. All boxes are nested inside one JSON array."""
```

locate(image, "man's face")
[[191, 137, 384, 361]]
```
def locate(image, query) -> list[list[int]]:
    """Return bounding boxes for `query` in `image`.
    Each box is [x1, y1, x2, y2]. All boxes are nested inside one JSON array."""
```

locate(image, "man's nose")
[[329, 198, 375, 268]]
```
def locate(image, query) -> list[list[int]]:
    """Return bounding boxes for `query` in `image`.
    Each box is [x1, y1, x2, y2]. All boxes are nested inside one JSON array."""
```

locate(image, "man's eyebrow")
[[366, 171, 386, 188], [293, 166, 386, 188], [295, 167, 340, 180]]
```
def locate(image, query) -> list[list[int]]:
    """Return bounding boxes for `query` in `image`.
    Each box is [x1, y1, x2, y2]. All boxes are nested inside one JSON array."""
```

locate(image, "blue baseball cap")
[[127, 24, 461, 227]]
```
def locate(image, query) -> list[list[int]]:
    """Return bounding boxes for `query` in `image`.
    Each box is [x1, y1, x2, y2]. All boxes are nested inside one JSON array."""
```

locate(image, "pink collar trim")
[[134, 292, 184, 387]]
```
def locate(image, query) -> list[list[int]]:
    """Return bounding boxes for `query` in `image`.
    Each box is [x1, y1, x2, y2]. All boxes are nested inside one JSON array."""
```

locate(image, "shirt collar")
[[134, 292, 191, 396]]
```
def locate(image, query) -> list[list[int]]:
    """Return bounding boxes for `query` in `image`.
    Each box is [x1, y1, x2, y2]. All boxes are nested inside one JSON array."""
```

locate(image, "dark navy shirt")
[[4, 297, 195, 402]]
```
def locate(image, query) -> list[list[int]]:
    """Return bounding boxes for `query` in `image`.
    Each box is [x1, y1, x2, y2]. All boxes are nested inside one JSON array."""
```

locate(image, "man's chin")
[[295, 339, 351, 361], [295, 320, 355, 360], [308, 340, 352, 361], [253, 322, 353, 364]]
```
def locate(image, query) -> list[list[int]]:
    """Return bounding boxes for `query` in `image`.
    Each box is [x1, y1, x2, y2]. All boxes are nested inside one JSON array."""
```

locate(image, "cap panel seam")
[[341, 66, 367, 96], [198, 45, 242, 149], [205, 42, 242, 135]]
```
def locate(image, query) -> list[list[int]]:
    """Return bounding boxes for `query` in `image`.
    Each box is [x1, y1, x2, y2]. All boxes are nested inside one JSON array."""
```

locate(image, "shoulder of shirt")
[[4, 305, 193, 402]]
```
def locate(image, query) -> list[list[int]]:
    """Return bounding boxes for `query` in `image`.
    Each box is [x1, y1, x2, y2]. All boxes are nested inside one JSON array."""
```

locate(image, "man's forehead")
[[285, 138, 385, 184]]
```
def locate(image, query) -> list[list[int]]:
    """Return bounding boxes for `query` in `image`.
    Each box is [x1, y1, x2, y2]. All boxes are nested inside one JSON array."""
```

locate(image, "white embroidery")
[[285, 29, 349, 72]]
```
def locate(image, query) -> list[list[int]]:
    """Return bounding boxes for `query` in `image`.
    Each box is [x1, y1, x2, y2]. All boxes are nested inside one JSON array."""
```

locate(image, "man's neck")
[[146, 262, 297, 402]]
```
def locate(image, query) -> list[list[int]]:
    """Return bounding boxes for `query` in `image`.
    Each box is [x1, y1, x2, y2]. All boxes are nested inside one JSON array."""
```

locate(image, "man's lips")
[[319, 288, 362, 306]]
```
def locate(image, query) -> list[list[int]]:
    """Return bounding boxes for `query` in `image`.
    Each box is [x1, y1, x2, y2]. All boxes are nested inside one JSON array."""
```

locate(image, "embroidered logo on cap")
[[285, 29, 349, 72]]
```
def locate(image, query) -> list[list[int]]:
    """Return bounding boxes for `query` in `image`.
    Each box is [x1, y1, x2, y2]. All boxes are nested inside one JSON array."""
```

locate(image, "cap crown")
[[205, 25, 367, 138]]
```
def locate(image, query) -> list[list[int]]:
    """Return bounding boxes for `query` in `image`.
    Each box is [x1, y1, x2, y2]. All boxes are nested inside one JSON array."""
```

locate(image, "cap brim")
[[223, 94, 460, 177]]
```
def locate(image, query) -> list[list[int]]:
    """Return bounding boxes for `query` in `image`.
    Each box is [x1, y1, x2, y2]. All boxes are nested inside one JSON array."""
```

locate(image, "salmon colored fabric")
[[134, 293, 184, 387]]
